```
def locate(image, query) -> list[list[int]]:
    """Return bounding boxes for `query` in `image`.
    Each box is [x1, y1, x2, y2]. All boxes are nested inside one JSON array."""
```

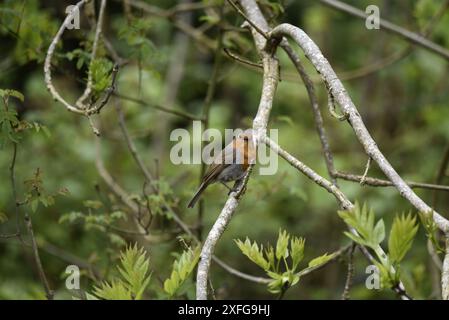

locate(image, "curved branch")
[[319, 0, 449, 61], [195, 0, 281, 299], [267, 23, 449, 233], [76, 0, 107, 108], [44, 0, 90, 115]]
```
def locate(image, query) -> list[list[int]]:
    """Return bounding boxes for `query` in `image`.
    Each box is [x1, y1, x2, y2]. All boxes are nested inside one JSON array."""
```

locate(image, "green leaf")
[[275, 229, 290, 261], [308, 252, 335, 268], [163, 246, 200, 297], [90, 58, 114, 94], [264, 245, 276, 271], [0, 89, 24, 102], [89, 244, 151, 300], [418, 211, 445, 254], [93, 280, 132, 300], [267, 271, 297, 294], [290, 237, 305, 271], [338, 202, 384, 249], [373, 219, 386, 244], [388, 213, 419, 264], [343, 231, 369, 247], [116, 244, 151, 299], [235, 238, 269, 271]]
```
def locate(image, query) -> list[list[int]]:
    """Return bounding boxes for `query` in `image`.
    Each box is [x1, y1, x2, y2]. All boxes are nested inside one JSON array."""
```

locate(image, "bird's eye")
[[243, 136, 249, 141]]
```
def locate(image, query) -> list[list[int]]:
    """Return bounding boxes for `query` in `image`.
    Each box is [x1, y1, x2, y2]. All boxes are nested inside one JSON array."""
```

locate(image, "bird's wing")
[[202, 142, 235, 184], [202, 161, 230, 184]]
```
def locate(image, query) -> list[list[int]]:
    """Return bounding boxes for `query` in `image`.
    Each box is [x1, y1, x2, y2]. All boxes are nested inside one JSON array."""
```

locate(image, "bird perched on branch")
[[187, 129, 256, 208]]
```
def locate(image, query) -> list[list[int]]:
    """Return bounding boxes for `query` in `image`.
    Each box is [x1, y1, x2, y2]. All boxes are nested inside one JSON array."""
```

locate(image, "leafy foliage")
[[23, 168, 68, 213], [236, 229, 335, 295], [418, 211, 445, 254], [338, 202, 385, 250], [91, 244, 151, 300], [90, 58, 114, 96], [338, 203, 419, 288], [163, 246, 200, 298], [388, 213, 419, 264]]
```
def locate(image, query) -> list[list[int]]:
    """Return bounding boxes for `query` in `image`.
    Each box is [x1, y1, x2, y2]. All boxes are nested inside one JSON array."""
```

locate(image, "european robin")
[[187, 129, 256, 208]]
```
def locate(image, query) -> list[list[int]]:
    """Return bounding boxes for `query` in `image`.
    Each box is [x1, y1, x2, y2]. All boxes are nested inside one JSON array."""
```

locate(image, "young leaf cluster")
[[235, 229, 335, 295]]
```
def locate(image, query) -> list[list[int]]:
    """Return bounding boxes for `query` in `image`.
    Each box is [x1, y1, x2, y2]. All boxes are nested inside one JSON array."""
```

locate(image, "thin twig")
[[334, 171, 449, 192], [114, 99, 156, 190], [10, 142, 22, 239], [114, 92, 202, 121], [24, 214, 54, 300], [76, 0, 108, 108], [44, 0, 91, 114], [223, 48, 263, 69], [341, 243, 356, 300], [44, 0, 117, 135], [319, 0, 449, 61], [360, 157, 372, 186], [94, 138, 165, 243], [226, 0, 268, 39]]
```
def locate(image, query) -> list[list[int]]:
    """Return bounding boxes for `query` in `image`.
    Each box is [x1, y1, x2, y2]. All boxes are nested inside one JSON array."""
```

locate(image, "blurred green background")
[[0, 0, 448, 299]]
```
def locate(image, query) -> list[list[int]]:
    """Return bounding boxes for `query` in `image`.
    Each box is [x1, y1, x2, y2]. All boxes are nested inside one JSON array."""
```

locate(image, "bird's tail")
[[187, 182, 207, 208]]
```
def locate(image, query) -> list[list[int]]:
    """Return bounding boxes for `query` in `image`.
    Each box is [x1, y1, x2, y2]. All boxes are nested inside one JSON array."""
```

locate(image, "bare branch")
[[335, 171, 449, 192], [442, 238, 449, 300], [114, 93, 202, 121], [223, 48, 263, 69], [341, 243, 356, 300], [24, 214, 54, 300], [94, 137, 166, 243], [197, 166, 254, 299], [44, 0, 91, 114], [114, 100, 156, 190], [360, 157, 372, 186], [319, 0, 449, 61], [267, 23, 449, 233], [9, 142, 22, 241], [44, 0, 118, 136], [76, 0, 108, 108]]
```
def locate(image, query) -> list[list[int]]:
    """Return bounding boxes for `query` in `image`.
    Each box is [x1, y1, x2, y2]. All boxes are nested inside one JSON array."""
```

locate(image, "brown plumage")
[[187, 129, 256, 208]]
